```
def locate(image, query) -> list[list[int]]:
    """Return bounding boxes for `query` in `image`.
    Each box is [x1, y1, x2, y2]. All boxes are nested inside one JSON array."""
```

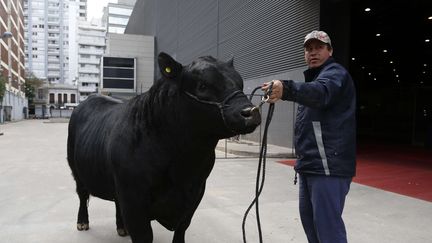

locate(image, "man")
[[262, 30, 356, 243]]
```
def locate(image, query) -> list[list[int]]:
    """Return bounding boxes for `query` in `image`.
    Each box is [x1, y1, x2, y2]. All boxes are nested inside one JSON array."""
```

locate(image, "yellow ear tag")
[[165, 67, 172, 73]]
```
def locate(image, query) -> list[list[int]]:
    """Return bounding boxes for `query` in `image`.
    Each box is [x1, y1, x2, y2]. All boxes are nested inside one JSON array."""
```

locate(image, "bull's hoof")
[[77, 223, 89, 231], [117, 228, 129, 237]]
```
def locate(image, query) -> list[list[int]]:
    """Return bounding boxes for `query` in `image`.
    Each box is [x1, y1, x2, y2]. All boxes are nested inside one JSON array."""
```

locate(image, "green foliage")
[[24, 74, 43, 105], [24, 82, 35, 103], [0, 75, 6, 102]]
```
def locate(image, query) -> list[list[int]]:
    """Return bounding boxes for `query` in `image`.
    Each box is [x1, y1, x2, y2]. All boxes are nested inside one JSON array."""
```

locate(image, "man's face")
[[304, 39, 333, 68]]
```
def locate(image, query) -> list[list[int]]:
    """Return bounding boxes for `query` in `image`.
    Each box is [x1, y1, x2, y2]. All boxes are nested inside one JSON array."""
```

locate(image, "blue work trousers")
[[298, 173, 352, 243]]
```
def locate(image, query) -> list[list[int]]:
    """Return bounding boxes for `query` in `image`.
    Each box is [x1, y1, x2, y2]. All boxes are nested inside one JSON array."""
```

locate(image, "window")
[[58, 94, 62, 104], [63, 94, 68, 103], [38, 89, 44, 99], [109, 16, 129, 25], [71, 94, 76, 103], [108, 26, 125, 34], [102, 57, 135, 91], [49, 93, 55, 104]]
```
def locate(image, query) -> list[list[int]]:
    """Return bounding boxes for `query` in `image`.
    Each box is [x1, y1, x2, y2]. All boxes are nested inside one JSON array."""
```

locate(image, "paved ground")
[[1, 119, 431, 243]]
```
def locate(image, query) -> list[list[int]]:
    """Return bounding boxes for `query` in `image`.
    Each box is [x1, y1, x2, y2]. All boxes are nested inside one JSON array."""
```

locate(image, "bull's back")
[[67, 94, 125, 200]]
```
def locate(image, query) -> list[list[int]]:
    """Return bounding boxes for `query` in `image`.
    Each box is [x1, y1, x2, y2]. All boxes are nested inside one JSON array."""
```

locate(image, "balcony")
[[47, 58, 60, 63], [47, 71, 60, 77], [79, 68, 100, 74], [78, 48, 104, 56], [48, 43, 60, 49], [47, 65, 60, 71], [78, 86, 97, 93], [78, 76, 100, 83], [79, 38, 105, 47], [78, 57, 100, 65]]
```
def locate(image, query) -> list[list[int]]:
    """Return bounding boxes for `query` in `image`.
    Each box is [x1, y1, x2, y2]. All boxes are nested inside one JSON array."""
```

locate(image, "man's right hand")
[[262, 80, 283, 103]]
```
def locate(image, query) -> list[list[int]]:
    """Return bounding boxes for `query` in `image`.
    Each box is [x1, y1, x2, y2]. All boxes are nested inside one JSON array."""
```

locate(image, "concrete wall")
[[104, 33, 155, 94], [1, 90, 27, 122]]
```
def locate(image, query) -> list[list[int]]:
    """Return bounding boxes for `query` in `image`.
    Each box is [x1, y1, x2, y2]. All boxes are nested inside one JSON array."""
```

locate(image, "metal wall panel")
[[218, 0, 319, 79], [177, 0, 218, 62], [125, 0, 157, 36], [127, 0, 319, 79], [126, 0, 321, 148]]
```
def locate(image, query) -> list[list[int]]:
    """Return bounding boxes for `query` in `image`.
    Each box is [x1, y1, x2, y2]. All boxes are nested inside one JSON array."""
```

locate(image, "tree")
[[24, 74, 43, 106], [0, 74, 5, 102], [0, 75, 6, 124]]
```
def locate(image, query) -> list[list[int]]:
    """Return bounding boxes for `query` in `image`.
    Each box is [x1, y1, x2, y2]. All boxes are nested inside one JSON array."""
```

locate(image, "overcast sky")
[[87, 0, 118, 20]]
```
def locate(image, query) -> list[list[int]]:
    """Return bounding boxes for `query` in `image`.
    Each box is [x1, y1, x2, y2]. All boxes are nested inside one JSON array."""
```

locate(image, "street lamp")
[[0, 31, 12, 136], [0, 31, 12, 72], [0, 31, 12, 38]]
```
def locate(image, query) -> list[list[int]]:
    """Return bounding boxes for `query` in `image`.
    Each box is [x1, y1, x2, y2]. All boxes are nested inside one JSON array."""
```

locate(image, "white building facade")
[[78, 0, 86, 19], [102, 0, 136, 34], [24, 0, 83, 85], [77, 18, 105, 101]]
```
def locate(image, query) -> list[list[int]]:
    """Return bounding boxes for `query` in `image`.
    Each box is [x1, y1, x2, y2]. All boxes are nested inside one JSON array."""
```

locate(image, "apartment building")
[[0, 0, 27, 122], [77, 18, 105, 101], [24, 0, 84, 85], [102, 0, 135, 34]]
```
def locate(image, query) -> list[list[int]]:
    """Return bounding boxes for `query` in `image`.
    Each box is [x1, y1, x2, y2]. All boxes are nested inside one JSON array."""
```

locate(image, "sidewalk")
[[0, 120, 431, 243], [216, 138, 295, 158]]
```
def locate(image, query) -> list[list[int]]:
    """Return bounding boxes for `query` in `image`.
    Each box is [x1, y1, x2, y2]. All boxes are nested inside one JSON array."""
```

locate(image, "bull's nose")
[[241, 107, 261, 124], [241, 107, 253, 117]]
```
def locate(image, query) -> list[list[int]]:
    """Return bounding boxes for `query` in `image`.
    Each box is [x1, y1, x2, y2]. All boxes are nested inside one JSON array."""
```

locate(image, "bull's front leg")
[[116, 184, 153, 243], [115, 200, 128, 236], [172, 184, 206, 243]]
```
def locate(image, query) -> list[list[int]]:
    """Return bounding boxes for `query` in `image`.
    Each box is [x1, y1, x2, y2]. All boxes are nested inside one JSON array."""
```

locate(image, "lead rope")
[[242, 83, 275, 243]]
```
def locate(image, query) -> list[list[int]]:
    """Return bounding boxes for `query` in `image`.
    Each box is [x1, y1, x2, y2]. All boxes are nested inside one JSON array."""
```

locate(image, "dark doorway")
[[347, 0, 432, 147]]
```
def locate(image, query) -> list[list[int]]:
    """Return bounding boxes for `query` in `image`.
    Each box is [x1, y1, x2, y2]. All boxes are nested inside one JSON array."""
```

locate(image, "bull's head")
[[158, 52, 261, 138]]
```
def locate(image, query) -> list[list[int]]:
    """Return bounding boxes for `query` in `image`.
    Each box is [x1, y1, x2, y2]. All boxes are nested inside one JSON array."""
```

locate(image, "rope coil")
[[242, 84, 275, 243]]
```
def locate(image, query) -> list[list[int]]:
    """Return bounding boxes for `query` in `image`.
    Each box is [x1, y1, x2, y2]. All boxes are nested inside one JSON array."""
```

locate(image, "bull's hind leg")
[[76, 183, 90, 231], [115, 200, 128, 236]]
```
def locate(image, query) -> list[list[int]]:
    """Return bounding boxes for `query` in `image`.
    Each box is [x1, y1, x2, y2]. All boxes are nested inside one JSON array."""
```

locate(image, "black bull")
[[67, 52, 261, 243]]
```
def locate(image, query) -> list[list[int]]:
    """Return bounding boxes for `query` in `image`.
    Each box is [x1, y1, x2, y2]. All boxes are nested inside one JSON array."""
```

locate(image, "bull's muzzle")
[[241, 107, 261, 125]]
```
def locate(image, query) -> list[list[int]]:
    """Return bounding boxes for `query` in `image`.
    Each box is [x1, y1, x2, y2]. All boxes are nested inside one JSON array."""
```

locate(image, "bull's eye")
[[198, 83, 207, 91]]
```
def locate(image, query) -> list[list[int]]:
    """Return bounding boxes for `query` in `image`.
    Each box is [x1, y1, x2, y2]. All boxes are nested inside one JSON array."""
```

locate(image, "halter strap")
[[183, 90, 244, 133]]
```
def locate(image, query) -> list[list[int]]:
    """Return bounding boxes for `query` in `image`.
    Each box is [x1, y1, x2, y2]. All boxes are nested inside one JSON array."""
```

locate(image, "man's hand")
[[262, 80, 283, 103]]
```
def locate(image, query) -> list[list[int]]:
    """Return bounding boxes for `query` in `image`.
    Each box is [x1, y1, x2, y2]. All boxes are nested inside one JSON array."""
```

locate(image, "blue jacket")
[[282, 57, 356, 177]]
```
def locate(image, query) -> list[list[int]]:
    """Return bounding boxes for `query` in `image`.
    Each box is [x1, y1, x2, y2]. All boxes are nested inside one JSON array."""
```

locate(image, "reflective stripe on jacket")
[[282, 57, 356, 177]]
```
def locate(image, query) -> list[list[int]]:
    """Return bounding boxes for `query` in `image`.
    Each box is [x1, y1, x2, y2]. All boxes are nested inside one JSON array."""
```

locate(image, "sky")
[[87, 0, 118, 20]]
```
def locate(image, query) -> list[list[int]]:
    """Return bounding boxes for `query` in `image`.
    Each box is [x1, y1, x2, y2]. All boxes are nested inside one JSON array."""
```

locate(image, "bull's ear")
[[158, 52, 182, 79], [227, 56, 234, 67]]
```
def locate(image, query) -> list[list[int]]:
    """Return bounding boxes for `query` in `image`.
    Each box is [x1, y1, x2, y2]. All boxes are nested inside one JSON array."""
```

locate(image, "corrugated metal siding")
[[154, 0, 179, 56], [125, 0, 320, 148], [218, 0, 319, 79], [177, 0, 218, 63], [128, 0, 320, 79], [126, 0, 157, 35]]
